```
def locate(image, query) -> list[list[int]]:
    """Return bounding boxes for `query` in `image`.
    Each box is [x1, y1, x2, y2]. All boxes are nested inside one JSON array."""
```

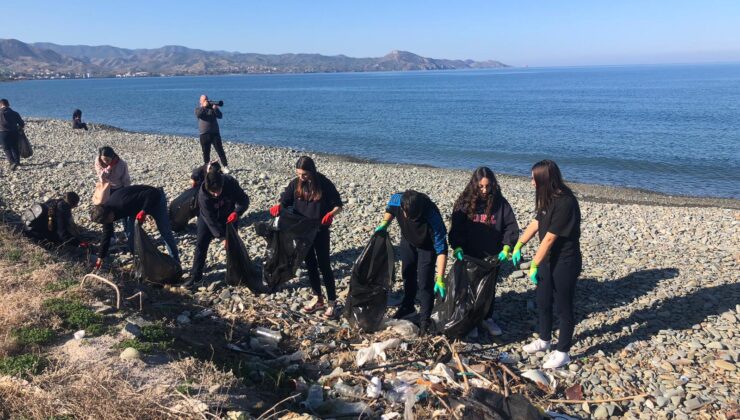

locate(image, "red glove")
[[321, 212, 334, 226], [135, 210, 146, 222], [94, 258, 102, 269], [79, 241, 89, 249], [227, 212, 238, 224], [270, 204, 281, 217]]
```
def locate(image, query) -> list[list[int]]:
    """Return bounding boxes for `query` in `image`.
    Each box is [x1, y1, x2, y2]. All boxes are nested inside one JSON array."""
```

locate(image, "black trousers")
[[304, 228, 337, 301], [199, 132, 228, 166], [191, 217, 230, 283], [536, 256, 582, 352], [400, 238, 436, 321], [0, 131, 20, 165]]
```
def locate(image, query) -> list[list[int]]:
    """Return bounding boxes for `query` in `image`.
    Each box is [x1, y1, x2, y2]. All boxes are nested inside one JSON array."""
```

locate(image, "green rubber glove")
[[434, 274, 446, 298], [453, 247, 464, 261], [511, 241, 524, 266], [528, 261, 539, 285], [375, 220, 389, 232], [497, 245, 511, 262]]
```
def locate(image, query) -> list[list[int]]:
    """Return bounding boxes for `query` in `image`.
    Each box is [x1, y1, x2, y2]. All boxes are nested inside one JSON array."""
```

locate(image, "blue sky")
[[2, 0, 739, 66]]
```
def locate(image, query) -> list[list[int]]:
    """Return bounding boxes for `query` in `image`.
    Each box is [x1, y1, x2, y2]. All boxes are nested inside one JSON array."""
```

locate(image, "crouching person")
[[23, 192, 87, 247], [90, 185, 180, 268], [186, 162, 249, 288]]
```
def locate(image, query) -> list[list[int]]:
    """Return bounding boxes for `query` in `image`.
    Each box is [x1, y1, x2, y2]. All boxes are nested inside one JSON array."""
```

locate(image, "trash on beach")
[[344, 230, 394, 332], [383, 319, 419, 339], [225, 223, 262, 292], [521, 369, 557, 394], [168, 187, 198, 232], [132, 220, 182, 285], [366, 377, 382, 398], [73, 330, 85, 340], [356, 338, 401, 367], [318, 367, 344, 385], [301, 384, 324, 410]]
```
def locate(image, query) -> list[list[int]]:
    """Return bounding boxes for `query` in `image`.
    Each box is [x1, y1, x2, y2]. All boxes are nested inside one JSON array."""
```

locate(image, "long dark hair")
[[204, 162, 224, 194], [98, 146, 119, 166], [453, 166, 500, 222], [295, 156, 322, 201], [532, 160, 573, 212]]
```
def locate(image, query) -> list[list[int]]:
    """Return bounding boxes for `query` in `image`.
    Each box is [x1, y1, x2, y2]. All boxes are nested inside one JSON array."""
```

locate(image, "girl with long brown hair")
[[514, 160, 582, 369], [269, 156, 343, 318], [448, 166, 519, 337]]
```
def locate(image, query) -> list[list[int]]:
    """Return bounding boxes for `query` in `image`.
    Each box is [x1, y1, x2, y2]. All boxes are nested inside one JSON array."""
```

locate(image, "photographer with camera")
[[195, 95, 230, 174]]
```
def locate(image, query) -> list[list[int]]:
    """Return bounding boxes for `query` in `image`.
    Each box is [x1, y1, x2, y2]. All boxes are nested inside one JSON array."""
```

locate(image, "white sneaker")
[[482, 318, 503, 336], [522, 338, 551, 354], [222, 166, 230, 174], [542, 350, 570, 369]]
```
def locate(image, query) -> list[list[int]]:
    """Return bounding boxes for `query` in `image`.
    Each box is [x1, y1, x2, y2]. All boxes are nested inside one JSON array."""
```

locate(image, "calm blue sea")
[[3, 64, 739, 198]]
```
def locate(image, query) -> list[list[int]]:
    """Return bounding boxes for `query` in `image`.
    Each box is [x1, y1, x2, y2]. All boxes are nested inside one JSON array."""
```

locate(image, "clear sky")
[[2, 0, 739, 66]]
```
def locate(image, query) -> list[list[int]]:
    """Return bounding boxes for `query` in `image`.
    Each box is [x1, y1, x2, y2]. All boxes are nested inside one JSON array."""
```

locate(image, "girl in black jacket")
[[448, 167, 519, 337], [189, 162, 250, 286], [269, 156, 342, 318]]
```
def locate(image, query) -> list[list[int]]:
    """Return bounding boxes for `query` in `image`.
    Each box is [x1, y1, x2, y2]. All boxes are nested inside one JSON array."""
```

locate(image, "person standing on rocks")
[[95, 146, 131, 195], [448, 166, 519, 337], [375, 190, 448, 333], [90, 185, 181, 269], [270, 156, 343, 318], [0, 98, 25, 171], [514, 160, 582, 369], [195, 95, 230, 174], [187, 162, 249, 287]]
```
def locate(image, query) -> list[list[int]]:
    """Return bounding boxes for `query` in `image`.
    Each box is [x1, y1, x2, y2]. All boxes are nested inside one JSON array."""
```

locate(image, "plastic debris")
[[356, 338, 401, 367], [383, 319, 419, 339], [366, 377, 382, 399], [333, 380, 364, 399], [521, 369, 557, 393], [301, 384, 324, 410], [73, 330, 85, 340]]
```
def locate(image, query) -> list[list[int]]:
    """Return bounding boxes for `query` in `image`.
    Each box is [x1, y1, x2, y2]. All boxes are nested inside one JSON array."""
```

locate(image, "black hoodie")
[[448, 192, 519, 259], [197, 175, 249, 239]]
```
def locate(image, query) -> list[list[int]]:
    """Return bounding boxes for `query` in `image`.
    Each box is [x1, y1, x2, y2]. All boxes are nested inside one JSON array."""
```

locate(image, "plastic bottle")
[[253, 327, 282, 342], [302, 384, 323, 409], [333, 380, 364, 399]]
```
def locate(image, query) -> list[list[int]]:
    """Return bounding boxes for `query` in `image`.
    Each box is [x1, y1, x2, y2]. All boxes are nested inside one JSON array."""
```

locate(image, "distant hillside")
[[0, 39, 508, 79]]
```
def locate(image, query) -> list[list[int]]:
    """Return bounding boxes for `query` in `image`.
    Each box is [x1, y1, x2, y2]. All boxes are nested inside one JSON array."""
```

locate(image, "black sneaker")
[[392, 305, 415, 320]]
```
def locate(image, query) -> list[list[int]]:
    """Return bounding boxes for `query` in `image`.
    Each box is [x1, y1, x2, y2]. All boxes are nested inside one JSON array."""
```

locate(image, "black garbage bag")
[[133, 221, 182, 285], [344, 230, 394, 332], [168, 188, 198, 232], [430, 255, 499, 338], [254, 208, 320, 292], [19, 129, 33, 159], [460, 388, 542, 420], [225, 223, 264, 292]]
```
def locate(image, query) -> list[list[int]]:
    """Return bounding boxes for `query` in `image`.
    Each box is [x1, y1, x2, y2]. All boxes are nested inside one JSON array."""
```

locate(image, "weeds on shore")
[[12, 327, 56, 346], [0, 353, 47, 377], [42, 298, 106, 335]]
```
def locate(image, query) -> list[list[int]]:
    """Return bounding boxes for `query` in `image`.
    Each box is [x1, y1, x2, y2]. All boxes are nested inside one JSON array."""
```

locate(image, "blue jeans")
[[124, 190, 180, 264]]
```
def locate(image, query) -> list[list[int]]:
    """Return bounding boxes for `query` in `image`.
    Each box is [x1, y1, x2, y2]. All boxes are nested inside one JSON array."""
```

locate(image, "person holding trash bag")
[[187, 162, 250, 287], [23, 192, 88, 248], [90, 185, 180, 269], [514, 160, 581, 369], [448, 166, 519, 336], [269, 156, 342, 318], [94, 146, 131, 194], [0, 98, 25, 170], [375, 190, 448, 333]]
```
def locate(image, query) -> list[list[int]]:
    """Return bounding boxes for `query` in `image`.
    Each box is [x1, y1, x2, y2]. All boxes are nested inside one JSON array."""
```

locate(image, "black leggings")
[[400, 238, 436, 321], [304, 228, 336, 301], [199, 133, 228, 166], [485, 266, 501, 319], [536, 256, 582, 352], [191, 217, 230, 283], [0, 131, 20, 165]]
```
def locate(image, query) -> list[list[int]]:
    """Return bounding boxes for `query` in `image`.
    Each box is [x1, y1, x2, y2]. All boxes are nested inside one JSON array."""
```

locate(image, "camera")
[[206, 100, 224, 107]]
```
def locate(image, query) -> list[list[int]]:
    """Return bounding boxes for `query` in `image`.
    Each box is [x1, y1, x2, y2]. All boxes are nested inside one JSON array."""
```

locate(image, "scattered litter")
[[366, 377, 382, 398], [383, 319, 419, 338], [356, 338, 400, 367], [521, 369, 557, 393], [73, 330, 85, 340]]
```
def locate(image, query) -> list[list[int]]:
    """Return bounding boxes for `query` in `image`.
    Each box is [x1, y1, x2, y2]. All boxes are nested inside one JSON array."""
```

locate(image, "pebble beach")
[[1, 119, 738, 419]]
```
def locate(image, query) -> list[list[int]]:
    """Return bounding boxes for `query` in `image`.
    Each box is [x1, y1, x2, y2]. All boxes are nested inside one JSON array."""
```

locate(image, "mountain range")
[[0, 38, 508, 78]]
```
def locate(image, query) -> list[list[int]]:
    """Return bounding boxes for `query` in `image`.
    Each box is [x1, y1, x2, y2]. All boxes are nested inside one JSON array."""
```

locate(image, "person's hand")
[[511, 241, 524, 266], [434, 275, 446, 298], [190, 179, 197, 188], [453, 247, 464, 261], [374, 220, 389, 233], [223, 239, 228, 251], [135, 210, 146, 222], [498, 245, 511, 262], [269, 204, 281, 217], [79, 241, 89, 249], [226, 212, 238, 224], [94, 258, 102, 270], [321, 212, 334, 226], [528, 261, 539, 285]]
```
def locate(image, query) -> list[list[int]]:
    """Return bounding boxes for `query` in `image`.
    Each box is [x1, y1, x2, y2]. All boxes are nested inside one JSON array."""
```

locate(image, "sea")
[[2, 64, 739, 199]]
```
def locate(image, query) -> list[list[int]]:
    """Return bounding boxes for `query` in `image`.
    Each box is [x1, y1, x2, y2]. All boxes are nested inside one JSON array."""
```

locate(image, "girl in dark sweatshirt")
[[448, 166, 519, 337]]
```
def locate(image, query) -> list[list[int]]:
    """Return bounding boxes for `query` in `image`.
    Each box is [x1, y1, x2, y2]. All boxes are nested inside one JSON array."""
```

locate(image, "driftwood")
[[80, 273, 120, 309]]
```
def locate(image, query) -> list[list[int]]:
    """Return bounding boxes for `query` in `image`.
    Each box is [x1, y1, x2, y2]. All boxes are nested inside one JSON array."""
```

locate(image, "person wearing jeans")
[[195, 95, 229, 174], [91, 185, 180, 268], [375, 190, 448, 334], [513, 160, 582, 369], [0, 98, 25, 170], [270, 156, 342, 318]]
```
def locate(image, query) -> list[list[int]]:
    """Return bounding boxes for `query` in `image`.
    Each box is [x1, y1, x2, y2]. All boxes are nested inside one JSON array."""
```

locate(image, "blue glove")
[[453, 247, 464, 261], [511, 241, 524, 266], [528, 261, 539, 285], [498, 245, 511, 262], [434, 275, 446, 298]]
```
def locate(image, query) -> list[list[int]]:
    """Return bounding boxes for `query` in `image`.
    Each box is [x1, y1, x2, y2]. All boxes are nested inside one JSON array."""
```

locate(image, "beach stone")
[[593, 405, 609, 419], [714, 359, 736, 371], [120, 347, 141, 361], [706, 341, 724, 350], [120, 322, 142, 339], [684, 398, 702, 411]]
